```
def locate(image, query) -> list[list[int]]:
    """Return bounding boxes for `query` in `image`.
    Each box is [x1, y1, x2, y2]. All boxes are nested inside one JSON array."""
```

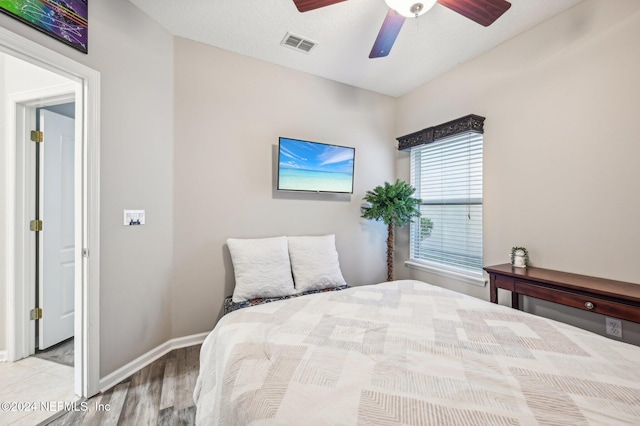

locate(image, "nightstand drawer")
[[514, 282, 640, 322]]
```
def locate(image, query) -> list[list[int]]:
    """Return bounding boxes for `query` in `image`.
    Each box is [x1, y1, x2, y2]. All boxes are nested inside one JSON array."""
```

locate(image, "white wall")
[[0, 52, 4, 355], [0, 0, 174, 376], [395, 0, 640, 344], [172, 37, 397, 337]]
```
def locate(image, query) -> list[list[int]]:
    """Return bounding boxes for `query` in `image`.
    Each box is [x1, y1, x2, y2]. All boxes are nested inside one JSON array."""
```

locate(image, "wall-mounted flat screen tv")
[[277, 137, 355, 194]]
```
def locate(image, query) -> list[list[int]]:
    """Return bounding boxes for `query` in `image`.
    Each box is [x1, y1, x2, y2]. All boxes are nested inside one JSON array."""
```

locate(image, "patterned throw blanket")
[[194, 280, 640, 425]]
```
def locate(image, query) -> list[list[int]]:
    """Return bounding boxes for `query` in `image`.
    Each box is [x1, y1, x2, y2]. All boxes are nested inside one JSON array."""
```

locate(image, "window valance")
[[397, 114, 485, 151]]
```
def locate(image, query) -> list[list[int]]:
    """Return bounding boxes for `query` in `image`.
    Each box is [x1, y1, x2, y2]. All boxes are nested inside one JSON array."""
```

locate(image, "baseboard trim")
[[98, 332, 209, 392], [0, 350, 7, 362]]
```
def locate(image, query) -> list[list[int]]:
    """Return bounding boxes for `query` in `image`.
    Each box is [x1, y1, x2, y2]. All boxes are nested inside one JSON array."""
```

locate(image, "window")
[[409, 131, 483, 277]]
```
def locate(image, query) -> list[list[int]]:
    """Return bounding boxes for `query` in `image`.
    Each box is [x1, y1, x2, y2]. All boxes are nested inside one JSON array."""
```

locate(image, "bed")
[[194, 279, 640, 425]]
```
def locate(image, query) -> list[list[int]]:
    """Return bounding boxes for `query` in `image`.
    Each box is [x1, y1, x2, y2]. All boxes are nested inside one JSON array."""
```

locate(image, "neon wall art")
[[0, 0, 88, 53]]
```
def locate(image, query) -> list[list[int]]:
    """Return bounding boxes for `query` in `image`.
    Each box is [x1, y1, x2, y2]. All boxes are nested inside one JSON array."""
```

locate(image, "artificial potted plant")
[[361, 179, 421, 281]]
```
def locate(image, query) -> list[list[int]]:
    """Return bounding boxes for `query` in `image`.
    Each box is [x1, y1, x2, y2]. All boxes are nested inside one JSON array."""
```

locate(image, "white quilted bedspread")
[[194, 280, 640, 425]]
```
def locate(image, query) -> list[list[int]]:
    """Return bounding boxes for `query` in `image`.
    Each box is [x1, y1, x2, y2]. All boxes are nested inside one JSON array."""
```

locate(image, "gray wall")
[[171, 37, 397, 337], [2, 0, 638, 380], [395, 0, 640, 345], [1, 2, 396, 376], [0, 0, 175, 376]]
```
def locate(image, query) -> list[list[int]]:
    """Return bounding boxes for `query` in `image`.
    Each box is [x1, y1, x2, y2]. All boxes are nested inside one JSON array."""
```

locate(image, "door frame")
[[2, 27, 100, 397]]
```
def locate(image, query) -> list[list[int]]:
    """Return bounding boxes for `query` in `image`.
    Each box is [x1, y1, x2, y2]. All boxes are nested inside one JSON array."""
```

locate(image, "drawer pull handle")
[[585, 301, 594, 310]]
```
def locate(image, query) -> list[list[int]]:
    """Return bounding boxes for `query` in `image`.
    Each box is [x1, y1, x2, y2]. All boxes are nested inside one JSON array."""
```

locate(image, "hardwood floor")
[[44, 344, 201, 426], [0, 356, 75, 425]]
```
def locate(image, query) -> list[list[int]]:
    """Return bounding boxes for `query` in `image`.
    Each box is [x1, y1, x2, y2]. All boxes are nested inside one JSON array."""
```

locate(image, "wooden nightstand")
[[483, 263, 640, 323]]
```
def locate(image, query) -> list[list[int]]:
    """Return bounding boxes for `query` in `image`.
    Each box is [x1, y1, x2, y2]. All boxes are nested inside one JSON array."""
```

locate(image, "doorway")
[[1, 26, 100, 398], [6, 68, 78, 402]]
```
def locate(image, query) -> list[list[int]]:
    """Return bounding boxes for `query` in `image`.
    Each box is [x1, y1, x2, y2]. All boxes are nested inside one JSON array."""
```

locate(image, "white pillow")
[[227, 236, 295, 302], [288, 234, 346, 293]]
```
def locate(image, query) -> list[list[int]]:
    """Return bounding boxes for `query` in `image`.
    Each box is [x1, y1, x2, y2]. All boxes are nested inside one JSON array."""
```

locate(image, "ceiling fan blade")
[[292, 0, 349, 13], [369, 9, 406, 59], [437, 0, 511, 27]]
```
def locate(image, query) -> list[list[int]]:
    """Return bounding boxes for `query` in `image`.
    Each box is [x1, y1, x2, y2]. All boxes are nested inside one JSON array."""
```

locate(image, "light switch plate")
[[124, 210, 145, 226]]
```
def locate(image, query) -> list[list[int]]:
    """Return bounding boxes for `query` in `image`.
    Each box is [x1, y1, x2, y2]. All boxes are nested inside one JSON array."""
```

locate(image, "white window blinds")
[[409, 131, 483, 276]]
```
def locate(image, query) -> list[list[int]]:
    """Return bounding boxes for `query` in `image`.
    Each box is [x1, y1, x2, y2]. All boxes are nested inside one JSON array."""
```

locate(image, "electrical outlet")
[[605, 317, 622, 338], [124, 210, 145, 226]]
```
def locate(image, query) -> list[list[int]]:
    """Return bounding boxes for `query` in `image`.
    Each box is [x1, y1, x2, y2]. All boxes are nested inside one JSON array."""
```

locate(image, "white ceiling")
[[128, 0, 584, 97]]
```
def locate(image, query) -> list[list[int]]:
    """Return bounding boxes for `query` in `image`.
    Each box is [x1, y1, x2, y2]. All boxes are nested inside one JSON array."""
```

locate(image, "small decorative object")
[[510, 247, 529, 268], [0, 0, 88, 53]]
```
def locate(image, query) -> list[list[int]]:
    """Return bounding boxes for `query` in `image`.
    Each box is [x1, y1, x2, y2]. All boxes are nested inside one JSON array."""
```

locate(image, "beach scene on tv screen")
[[279, 138, 354, 193]]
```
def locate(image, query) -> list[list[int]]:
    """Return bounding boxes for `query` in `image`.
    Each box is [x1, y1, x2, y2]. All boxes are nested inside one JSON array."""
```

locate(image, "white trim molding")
[[0, 350, 7, 362], [7, 85, 77, 361], [99, 333, 209, 393], [404, 260, 487, 287]]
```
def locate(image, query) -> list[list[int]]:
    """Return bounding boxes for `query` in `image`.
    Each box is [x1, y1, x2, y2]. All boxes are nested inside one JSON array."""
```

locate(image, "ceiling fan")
[[292, 0, 512, 58]]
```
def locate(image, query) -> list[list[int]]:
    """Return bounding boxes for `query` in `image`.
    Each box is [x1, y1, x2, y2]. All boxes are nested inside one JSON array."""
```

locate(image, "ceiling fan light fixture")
[[385, 0, 437, 18]]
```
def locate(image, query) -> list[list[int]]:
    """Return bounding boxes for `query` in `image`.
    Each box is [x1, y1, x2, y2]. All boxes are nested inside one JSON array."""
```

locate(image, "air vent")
[[281, 32, 317, 54]]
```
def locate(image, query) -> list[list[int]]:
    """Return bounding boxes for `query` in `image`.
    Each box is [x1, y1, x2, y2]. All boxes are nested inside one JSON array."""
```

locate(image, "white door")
[[39, 109, 75, 350]]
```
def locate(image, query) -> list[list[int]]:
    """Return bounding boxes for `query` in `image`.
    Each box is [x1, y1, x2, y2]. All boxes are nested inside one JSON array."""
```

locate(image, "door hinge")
[[30, 220, 43, 232], [30, 130, 44, 143], [30, 307, 43, 320]]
